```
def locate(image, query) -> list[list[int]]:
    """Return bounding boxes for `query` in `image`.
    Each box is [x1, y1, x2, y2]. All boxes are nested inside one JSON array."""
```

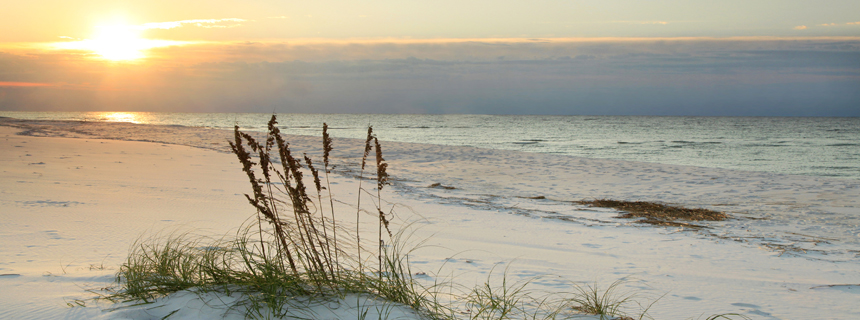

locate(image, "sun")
[[85, 24, 148, 60], [53, 20, 183, 61]]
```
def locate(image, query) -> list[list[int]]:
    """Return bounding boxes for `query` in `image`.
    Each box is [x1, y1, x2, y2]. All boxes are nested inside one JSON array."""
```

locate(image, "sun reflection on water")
[[97, 112, 148, 124]]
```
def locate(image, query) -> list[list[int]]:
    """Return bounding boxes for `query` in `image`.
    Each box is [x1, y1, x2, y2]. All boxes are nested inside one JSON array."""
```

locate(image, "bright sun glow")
[[86, 25, 148, 60], [54, 21, 183, 61]]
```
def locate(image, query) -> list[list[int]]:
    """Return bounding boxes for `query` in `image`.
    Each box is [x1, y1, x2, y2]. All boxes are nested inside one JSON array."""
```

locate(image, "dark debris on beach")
[[576, 199, 729, 228]]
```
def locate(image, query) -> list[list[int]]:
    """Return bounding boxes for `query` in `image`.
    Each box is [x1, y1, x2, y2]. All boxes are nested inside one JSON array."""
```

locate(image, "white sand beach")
[[1, 119, 859, 319]]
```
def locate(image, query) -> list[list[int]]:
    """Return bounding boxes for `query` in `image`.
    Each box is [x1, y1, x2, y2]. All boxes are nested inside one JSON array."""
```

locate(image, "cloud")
[[0, 82, 54, 87], [793, 25, 807, 30], [3, 38, 859, 116], [139, 18, 247, 30], [613, 21, 669, 25], [815, 22, 860, 27], [139, 37, 860, 66]]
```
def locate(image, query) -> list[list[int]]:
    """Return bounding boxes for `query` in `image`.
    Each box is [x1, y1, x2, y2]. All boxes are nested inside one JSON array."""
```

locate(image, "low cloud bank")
[[1, 38, 858, 116]]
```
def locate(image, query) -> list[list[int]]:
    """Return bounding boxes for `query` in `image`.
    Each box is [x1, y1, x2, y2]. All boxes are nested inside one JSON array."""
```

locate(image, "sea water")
[[2, 111, 858, 180]]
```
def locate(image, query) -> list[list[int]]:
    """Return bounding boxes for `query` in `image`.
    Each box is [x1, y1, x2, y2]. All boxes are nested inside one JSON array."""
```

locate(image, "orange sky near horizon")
[[2, 0, 858, 63], [0, 82, 55, 87]]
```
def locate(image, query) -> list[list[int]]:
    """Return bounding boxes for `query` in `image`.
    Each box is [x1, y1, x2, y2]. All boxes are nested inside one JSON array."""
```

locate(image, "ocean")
[[2, 111, 858, 180]]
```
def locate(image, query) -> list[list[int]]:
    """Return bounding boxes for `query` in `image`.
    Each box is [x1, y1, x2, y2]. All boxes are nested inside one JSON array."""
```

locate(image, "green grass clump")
[[567, 280, 648, 320]]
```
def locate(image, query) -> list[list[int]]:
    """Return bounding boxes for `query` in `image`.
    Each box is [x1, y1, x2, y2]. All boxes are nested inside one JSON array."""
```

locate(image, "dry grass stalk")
[[274, 120, 333, 280], [229, 115, 345, 283], [356, 126, 374, 273], [321, 123, 339, 269], [229, 125, 298, 274], [304, 154, 335, 274], [374, 137, 392, 277], [375, 137, 391, 237]]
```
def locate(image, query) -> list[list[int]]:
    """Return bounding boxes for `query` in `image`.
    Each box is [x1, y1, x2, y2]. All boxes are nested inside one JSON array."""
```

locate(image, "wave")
[[744, 143, 789, 148], [811, 166, 859, 170], [670, 140, 722, 144]]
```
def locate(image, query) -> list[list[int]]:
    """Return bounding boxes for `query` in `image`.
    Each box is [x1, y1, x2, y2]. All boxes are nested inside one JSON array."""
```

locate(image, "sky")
[[1, 1, 859, 116]]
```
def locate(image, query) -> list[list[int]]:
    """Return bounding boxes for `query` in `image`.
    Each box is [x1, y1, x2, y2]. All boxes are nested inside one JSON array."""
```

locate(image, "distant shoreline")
[[2, 112, 859, 180]]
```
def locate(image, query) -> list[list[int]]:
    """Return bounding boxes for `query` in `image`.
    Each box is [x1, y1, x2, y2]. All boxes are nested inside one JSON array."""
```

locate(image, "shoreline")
[[1, 120, 859, 319], [3, 118, 858, 260], [3, 113, 859, 181]]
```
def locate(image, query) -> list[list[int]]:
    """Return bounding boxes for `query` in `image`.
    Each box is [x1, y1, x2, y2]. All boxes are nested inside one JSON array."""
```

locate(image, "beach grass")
[[567, 280, 656, 320], [101, 115, 749, 320], [105, 115, 445, 319]]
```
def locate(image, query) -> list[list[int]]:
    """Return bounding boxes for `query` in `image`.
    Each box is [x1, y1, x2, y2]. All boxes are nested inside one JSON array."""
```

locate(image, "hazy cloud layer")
[[140, 18, 248, 30], [1, 38, 858, 116], [820, 22, 860, 27], [613, 21, 670, 25], [0, 82, 54, 87]]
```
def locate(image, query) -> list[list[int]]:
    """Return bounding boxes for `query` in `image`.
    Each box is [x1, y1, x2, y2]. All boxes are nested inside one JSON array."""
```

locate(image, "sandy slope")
[[0, 126, 253, 319], [1, 122, 858, 319]]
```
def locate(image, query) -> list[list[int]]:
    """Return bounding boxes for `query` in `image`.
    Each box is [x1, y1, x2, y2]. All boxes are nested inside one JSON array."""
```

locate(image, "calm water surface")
[[2, 112, 858, 179]]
